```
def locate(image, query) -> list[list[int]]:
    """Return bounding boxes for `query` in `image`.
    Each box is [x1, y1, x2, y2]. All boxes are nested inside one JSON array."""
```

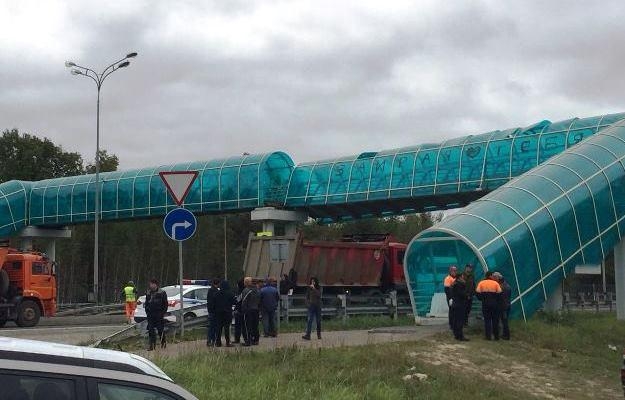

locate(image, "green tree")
[[0, 129, 83, 182], [85, 150, 119, 173]]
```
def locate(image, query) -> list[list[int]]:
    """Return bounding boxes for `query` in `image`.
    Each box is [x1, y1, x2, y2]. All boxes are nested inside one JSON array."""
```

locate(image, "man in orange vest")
[[443, 266, 458, 330], [476, 271, 502, 340]]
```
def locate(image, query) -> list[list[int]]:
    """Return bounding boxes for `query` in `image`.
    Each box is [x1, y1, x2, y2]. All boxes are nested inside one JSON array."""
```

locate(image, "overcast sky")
[[1, 1, 624, 170]]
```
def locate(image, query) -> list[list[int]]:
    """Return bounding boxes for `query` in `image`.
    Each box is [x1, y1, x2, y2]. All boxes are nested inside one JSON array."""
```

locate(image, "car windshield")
[[163, 286, 181, 297]]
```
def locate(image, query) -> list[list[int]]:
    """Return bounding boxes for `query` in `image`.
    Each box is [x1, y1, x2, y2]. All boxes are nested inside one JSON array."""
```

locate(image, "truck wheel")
[[0, 318, 6, 328], [16, 300, 41, 327], [183, 312, 196, 321], [0, 269, 9, 298]]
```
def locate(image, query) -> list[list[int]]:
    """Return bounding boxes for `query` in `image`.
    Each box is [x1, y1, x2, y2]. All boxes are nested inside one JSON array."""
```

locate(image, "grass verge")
[[155, 311, 625, 400], [157, 342, 534, 400]]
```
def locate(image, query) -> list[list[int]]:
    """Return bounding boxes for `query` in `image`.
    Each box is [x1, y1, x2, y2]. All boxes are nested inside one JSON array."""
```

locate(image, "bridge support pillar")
[[251, 207, 308, 236], [543, 281, 563, 312], [18, 226, 72, 264], [614, 239, 625, 320]]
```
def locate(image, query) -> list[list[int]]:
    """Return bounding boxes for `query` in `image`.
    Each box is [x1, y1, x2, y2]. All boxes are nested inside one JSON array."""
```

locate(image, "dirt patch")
[[408, 339, 621, 400]]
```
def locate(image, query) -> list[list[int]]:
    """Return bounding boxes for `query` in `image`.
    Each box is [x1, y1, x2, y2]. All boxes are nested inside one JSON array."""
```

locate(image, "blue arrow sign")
[[163, 208, 197, 241]]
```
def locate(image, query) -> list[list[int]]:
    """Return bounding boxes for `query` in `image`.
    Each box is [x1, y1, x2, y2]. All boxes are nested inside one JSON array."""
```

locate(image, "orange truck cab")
[[0, 246, 56, 328]]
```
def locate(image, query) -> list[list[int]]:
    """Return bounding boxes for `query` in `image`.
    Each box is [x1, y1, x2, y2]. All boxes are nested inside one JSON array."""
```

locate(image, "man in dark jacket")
[[450, 273, 469, 341], [476, 271, 502, 340], [443, 265, 458, 330], [232, 278, 245, 344], [260, 278, 280, 337], [302, 277, 322, 340], [214, 280, 235, 347], [144, 278, 168, 350], [206, 278, 220, 346], [241, 277, 260, 346], [462, 264, 476, 326], [493, 272, 511, 340]]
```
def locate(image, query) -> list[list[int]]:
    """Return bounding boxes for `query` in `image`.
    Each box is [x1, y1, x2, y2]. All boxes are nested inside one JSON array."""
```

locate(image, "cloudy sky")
[[1, 0, 624, 170]]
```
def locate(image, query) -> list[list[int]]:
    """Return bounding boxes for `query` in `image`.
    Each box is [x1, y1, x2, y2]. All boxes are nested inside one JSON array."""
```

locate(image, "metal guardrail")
[[93, 303, 208, 347], [93, 292, 412, 346], [55, 303, 124, 317]]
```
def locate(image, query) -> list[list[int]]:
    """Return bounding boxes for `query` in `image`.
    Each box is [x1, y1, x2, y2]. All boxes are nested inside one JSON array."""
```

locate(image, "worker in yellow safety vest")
[[443, 265, 458, 330], [122, 281, 138, 324]]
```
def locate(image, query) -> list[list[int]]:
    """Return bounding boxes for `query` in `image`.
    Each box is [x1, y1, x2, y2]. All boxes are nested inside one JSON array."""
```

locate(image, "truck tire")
[[0, 269, 9, 298], [16, 300, 41, 327], [0, 317, 6, 328]]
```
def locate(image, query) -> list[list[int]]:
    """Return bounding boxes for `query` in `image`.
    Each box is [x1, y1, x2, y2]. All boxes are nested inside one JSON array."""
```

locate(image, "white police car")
[[0, 337, 198, 399], [134, 283, 209, 323]]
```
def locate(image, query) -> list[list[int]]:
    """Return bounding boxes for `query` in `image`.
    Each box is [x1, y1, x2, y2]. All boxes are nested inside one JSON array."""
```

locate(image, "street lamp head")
[[126, 52, 138, 58], [65, 61, 76, 68], [117, 61, 130, 68], [70, 69, 82, 75]]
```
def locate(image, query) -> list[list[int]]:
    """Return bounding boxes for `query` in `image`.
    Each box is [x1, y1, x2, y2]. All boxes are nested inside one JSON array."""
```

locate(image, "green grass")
[[154, 311, 625, 400], [157, 343, 534, 400]]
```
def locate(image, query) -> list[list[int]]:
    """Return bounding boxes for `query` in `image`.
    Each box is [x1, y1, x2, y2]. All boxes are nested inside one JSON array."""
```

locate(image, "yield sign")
[[159, 171, 199, 206]]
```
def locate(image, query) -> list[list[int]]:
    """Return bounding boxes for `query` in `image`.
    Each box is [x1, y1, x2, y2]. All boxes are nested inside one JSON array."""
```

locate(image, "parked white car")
[[133, 285, 209, 323], [0, 337, 198, 399]]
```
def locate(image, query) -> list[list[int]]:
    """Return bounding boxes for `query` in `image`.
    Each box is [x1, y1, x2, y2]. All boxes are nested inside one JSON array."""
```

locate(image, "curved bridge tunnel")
[[0, 112, 624, 320]]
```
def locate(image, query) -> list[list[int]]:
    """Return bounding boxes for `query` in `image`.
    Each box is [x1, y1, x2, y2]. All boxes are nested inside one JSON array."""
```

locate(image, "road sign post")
[[160, 171, 198, 339]]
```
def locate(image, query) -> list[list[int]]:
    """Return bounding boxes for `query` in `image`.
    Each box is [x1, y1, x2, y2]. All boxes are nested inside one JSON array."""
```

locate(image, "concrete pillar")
[[262, 221, 275, 235], [46, 239, 56, 262], [251, 207, 307, 237], [543, 281, 563, 312], [614, 238, 625, 320], [21, 237, 33, 251], [285, 222, 298, 236]]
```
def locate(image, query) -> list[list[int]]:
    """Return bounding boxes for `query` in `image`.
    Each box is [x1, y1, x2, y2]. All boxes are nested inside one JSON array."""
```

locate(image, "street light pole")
[[66, 52, 137, 303]]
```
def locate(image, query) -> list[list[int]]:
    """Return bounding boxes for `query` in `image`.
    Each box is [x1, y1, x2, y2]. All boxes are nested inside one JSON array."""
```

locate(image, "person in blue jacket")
[[259, 278, 279, 337]]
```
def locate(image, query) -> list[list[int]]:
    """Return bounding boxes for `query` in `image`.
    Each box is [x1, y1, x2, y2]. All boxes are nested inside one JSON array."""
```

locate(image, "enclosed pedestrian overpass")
[[0, 111, 624, 319]]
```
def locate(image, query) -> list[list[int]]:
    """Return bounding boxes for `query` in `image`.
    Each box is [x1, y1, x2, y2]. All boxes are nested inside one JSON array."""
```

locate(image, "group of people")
[[119, 275, 325, 350], [444, 265, 512, 342], [206, 276, 323, 347]]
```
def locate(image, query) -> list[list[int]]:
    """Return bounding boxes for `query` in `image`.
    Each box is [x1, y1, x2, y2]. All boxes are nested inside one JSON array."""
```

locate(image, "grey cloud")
[[1, 1, 624, 172]]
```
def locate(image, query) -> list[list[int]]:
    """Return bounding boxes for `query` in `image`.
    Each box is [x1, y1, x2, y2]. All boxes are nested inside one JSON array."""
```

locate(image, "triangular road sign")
[[159, 171, 199, 206]]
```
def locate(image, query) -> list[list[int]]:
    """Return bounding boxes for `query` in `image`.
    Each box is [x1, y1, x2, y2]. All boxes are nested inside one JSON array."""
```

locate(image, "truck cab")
[[0, 247, 56, 328]]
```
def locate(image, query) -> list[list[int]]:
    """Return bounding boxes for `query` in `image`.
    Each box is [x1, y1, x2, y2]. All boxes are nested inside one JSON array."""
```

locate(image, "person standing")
[[302, 277, 322, 340], [121, 280, 138, 324], [144, 278, 168, 351], [232, 278, 245, 344], [476, 271, 502, 341], [443, 266, 458, 330], [450, 273, 469, 341], [493, 272, 512, 340], [241, 277, 260, 346], [206, 278, 220, 346], [260, 278, 280, 337], [214, 280, 236, 347], [462, 264, 476, 326]]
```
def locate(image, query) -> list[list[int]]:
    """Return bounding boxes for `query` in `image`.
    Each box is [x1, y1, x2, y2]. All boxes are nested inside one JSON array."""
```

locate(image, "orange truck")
[[0, 245, 56, 328]]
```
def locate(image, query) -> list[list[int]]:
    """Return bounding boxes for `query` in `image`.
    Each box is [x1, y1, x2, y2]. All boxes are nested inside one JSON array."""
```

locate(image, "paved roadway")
[[0, 315, 128, 345], [0, 324, 128, 345], [139, 319, 448, 359]]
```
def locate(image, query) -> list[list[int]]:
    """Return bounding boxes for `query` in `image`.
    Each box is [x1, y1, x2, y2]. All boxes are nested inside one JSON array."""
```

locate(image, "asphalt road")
[[0, 323, 128, 345]]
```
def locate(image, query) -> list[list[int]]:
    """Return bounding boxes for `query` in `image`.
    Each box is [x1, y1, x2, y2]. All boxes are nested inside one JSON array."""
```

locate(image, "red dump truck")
[[0, 245, 56, 328], [243, 233, 407, 296]]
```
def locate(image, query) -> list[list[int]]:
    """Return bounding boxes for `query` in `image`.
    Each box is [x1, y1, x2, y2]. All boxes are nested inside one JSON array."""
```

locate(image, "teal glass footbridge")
[[0, 111, 623, 319]]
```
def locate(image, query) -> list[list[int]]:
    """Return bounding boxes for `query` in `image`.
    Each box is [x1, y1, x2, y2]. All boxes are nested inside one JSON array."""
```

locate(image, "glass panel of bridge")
[[348, 159, 371, 202], [368, 155, 393, 200], [435, 145, 461, 194]]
